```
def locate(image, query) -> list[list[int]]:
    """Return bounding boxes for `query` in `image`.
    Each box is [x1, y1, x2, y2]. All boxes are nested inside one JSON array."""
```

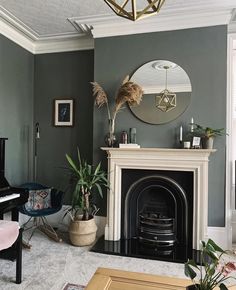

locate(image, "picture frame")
[[192, 136, 201, 149], [54, 99, 74, 127]]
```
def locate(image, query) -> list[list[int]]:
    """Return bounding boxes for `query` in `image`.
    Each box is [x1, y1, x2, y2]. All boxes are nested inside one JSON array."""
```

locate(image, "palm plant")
[[65, 148, 109, 221]]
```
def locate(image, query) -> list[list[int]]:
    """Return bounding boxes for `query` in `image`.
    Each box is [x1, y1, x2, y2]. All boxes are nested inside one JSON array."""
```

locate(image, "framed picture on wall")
[[54, 99, 74, 126]]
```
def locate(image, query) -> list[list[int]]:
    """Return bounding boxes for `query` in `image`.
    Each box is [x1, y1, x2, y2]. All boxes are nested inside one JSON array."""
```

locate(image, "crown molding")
[[0, 17, 94, 54], [0, 14, 35, 52], [72, 9, 233, 39], [0, 6, 94, 54], [0, 1, 235, 53], [229, 22, 236, 34], [34, 36, 94, 54]]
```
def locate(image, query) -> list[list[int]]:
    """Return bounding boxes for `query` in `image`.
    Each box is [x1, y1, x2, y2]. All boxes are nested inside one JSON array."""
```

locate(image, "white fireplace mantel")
[[102, 147, 216, 250]]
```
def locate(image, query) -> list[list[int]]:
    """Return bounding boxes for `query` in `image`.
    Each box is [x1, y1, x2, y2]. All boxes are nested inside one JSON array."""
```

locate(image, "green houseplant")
[[185, 239, 236, 290], [192, 124, 226, 149], [65, 148, 109, 246]]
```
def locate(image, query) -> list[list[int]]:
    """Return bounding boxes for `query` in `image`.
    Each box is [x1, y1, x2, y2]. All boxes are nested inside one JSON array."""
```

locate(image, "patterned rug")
[[62, 283, 85, 290]]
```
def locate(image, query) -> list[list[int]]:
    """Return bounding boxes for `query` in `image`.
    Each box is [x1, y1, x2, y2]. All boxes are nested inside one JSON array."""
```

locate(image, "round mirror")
[[130, 60, 192, 124]]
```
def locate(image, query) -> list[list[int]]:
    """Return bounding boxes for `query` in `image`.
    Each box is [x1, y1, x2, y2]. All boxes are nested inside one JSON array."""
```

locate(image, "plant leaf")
[[184, 263, 197, 280], [219, 283, 228, 290]]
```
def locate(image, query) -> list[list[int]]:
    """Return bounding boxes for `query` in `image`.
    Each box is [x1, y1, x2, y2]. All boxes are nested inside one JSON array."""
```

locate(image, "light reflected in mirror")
[[130, 60, 192, 124]]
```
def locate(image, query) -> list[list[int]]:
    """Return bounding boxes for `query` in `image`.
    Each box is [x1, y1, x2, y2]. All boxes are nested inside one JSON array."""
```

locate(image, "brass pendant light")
[[104, 0, 165, 21], [156, 65, 177, 113]]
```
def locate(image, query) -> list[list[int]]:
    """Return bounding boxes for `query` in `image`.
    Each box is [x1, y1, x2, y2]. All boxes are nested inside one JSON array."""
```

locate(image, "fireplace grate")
[[138, 213, 176, 246]]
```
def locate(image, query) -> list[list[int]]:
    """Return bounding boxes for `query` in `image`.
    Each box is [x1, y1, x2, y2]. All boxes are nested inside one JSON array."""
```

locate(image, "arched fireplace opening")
[[121, 169, 193, 251]]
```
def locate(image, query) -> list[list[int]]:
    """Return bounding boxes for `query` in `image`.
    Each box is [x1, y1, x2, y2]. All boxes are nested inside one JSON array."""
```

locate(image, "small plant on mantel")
[[192, 124, 226, 139], [65, 148, 109, 246], [185, 239, 236, 290]]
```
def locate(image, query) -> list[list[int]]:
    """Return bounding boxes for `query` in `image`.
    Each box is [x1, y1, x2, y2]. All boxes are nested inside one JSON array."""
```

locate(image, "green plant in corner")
[[185, 239, 236, 290], [65, 148, 109, 221]]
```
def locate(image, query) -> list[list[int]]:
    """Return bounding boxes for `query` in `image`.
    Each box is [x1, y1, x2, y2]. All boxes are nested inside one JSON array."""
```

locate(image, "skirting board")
[[18, 206, 229, 249]]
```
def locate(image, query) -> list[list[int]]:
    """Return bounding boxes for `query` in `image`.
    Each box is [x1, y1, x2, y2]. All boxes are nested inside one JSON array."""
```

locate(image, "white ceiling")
[[0, 0, 235, 54]]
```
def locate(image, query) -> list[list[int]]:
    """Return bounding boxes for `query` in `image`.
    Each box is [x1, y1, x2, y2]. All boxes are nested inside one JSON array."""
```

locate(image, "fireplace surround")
[[102, 147, 216, 250]]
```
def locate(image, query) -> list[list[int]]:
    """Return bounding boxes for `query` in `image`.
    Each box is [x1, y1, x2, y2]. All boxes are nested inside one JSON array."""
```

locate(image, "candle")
[[190, 118, 194, 132], [180, 125, 183, 142]]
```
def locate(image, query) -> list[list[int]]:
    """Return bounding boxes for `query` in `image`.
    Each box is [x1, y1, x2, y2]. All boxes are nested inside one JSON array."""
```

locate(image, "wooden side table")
[[85, 268, 236, 290], [85, 267, 191, 290]]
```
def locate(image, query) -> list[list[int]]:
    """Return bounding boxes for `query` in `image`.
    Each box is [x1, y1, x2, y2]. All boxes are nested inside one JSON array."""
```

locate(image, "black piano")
[[0, 138, 29, 221], [0, 138, 29, 284]]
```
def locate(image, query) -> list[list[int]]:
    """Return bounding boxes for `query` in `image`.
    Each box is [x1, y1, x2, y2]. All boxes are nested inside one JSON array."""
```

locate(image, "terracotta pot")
[[69, 217, 97, 246]]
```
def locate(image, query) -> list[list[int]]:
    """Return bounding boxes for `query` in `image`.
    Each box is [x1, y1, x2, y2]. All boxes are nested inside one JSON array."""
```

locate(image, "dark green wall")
[[0, 34, 34, 185], [34, 51, 94, 203], [94, 26, 227, 226]]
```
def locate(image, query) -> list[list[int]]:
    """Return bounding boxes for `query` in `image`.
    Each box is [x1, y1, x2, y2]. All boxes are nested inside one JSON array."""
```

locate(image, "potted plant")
[[65, 148, 109, 246], [192, 124, 226, 149], [185, 239, 236, 290]]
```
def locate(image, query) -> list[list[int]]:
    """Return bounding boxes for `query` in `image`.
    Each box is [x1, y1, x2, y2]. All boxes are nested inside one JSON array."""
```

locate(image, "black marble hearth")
[[90, 236, 201, 264]]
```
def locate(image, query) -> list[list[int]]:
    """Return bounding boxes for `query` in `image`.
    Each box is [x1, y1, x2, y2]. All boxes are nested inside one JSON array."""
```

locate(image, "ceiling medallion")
[[104, 0, 165, 21]]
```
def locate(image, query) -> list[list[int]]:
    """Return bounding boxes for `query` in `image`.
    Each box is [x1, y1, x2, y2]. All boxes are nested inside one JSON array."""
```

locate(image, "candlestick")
[[190, 118, 194, 132], [180, 125, 183, 142]]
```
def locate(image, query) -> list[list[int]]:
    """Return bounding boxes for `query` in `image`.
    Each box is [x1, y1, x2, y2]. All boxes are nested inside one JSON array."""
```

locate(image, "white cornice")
[[33, 36, 94, 54], [0, 17, 94, 54], [73, 10, 232, 39], [0, 6, 94, 54], [0, 1, 235, 53]]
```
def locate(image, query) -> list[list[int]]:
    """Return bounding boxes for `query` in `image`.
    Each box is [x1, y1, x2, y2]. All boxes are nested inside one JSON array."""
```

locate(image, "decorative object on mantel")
[[103, 0, 165, 22], [119, 143, 140, 148], [185, 239, 236, 290], [129, 127, 137, 143], [65, 148, 109, 246], [91, 76, 143, 147], [191, 123, 227, 149]]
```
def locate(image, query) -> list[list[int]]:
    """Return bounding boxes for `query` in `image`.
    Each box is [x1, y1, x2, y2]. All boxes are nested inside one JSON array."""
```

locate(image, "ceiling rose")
[[104, 0, 166, 21]]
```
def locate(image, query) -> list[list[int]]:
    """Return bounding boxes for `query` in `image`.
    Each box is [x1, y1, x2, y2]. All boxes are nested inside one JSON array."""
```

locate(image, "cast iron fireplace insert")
[[91, 169, 197, 263]]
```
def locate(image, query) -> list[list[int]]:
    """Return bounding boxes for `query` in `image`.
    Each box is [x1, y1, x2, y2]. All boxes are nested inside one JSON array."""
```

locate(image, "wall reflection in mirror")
[[130, 60, 192, 124]]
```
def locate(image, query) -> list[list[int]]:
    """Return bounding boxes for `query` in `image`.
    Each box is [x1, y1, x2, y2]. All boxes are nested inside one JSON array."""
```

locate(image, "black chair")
[[19, 183, 64, 246]]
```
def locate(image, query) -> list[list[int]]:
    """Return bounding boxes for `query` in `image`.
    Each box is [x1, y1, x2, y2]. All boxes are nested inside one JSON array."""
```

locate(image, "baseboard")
[[19, 205, 107, 238], [18, 206, 230, 249], [207, 227, 230, 249]]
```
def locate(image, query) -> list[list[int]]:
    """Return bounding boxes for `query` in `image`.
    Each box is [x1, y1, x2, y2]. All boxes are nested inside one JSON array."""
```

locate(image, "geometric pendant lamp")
[[104, 0, 166, 21]]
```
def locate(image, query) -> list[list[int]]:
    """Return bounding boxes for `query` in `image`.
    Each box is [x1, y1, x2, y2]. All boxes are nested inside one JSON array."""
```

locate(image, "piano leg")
[[0, 212, 3, 219], [15, 228, 22, 284], [11, 208, 19, 222]]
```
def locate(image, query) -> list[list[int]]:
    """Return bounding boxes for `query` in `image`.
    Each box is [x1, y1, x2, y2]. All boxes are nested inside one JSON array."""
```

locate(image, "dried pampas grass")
[[91, 76, 143, 130], [114, 81, 143, 119]]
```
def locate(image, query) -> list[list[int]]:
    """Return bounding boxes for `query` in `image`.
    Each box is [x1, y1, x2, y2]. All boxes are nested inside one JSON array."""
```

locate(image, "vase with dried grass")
[[91, 76, 143, 147]]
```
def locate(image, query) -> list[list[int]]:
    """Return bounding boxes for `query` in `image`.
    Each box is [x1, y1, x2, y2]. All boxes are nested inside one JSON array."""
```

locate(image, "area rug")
[[62, 283, 85, 290]]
